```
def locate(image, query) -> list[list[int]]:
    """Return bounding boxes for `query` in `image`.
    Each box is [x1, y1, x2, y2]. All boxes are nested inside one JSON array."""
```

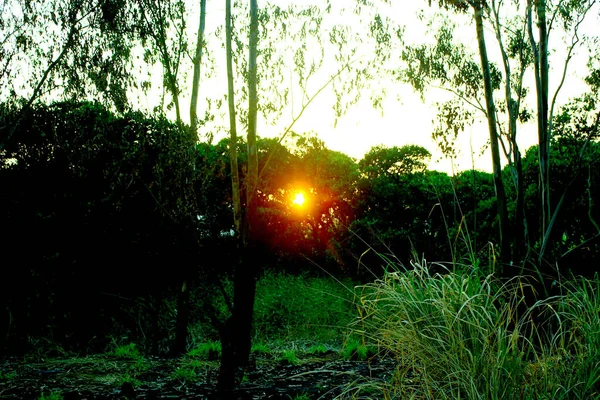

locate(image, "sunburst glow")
[[292, 192, 305, 206]]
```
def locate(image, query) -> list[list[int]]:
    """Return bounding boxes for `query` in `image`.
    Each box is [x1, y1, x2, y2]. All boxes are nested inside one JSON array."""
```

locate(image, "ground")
[[0, 352, 397, 399]]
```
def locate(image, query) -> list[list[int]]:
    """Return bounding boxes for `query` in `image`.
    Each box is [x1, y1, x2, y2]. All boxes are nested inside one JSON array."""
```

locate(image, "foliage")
[[353, 257, 600, 399], [0, 100, 206, 354], [352, 166, 459, 271], [519, 136, 600, 275], [359, 145, 431, 178]]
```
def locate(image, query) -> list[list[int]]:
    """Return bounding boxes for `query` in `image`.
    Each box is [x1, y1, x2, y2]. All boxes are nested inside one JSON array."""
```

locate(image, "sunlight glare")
[[292, 192, 305, 206]]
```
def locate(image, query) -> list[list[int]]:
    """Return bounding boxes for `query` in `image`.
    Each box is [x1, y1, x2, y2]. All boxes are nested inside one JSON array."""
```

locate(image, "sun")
[[292, 192, 305, 206]]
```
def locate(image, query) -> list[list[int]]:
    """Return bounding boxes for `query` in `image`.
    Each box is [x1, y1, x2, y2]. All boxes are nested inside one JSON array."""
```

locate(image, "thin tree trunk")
[[189, 0, 207, 140], [527, 0, 550, 251], [235, 0, 259, 372], [473, 2, 511, 269], [491, 0, 529, 265], [537, 0, 550, 238], [246, 0, 259, 215], [218, 0, 259, 391], [226, 0, 242, 238], [173, 281, 189, 354]]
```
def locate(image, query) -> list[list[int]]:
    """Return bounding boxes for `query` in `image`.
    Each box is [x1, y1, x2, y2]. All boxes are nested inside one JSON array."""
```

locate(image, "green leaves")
[[359, 144, 431, 178]]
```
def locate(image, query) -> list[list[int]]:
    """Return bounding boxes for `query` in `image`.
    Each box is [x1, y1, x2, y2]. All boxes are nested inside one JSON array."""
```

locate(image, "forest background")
[[1, 0, 600, 397]]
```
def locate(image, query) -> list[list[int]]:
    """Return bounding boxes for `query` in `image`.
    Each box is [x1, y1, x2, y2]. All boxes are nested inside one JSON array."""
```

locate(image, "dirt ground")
[[0, 353, 398, 399]]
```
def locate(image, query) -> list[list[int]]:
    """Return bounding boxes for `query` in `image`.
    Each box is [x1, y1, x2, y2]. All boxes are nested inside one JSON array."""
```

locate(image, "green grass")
[[172, 365, 199, 382], [117, 374, 141, 388], [187, 341, 221, 361], [38, 392, 63, 400], [251, 342, 271, 355], [0, 370, 17, 381], [349, 259, 600, 399], [289, 394, 311, 400], [187, 272, 357, 349], [278, 349, 300, 365], [341, 338, 369, 361], [128, 358, 150, 375], [112, 342, 142, 360], [252, 271, 356, 343], [307, 344, 329, 355]]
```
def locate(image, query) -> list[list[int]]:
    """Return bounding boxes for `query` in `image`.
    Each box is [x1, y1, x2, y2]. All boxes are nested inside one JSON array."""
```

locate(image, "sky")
[[169, 0, 598, 174], [273, 1, 598, 173], [8, 0, 599, 174]]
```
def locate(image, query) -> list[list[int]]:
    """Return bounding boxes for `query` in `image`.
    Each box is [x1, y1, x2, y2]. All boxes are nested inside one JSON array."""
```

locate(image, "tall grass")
[[349, 259, 600, 399], [252, 271, 356, 344]]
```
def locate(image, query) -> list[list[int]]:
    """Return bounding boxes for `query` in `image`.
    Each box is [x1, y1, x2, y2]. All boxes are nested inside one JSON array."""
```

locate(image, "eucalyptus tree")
[[393, 0, 598, 273], [400, 1, 511, 270], [190, 0, 207, 136], [525, 0, 598, 264], [218, 0, 394, 389], [0, 0, 141, 148]]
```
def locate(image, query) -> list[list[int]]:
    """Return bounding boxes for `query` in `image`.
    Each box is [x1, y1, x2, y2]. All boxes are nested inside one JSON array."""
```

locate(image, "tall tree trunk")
[[537, 0, 550, 239], [236, 0, 259, 373], [527, 0, 550, 256], [473, 2, 511, 270], [226, 0, 242, 238], [515, 150, 528, 264], [491, 0, 529, 265], [189, 0, 207, 140], [246, 0, 259, 212], [218, 0, 259, 391]]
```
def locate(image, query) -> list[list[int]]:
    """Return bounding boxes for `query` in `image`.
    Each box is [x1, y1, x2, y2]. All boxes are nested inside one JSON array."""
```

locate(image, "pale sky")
[[183, 0, 599, 174], [9, 0, 597, 174]]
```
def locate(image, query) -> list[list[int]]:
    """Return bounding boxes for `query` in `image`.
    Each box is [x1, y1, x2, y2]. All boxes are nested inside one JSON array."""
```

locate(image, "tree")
[[360, 144, 431, 179], [190, 0, 207, 137], [402, 1, 511, 270], [217, 1, 383, 390], [0, 100, 203, 354], [397, 0, 599, 276], [526, 0, 598, 264]]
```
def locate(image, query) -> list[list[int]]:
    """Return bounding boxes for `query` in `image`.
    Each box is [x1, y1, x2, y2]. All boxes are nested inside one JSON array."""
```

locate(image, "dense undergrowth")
[[346, 259, 600, 400], [4, 264, 600, 400]]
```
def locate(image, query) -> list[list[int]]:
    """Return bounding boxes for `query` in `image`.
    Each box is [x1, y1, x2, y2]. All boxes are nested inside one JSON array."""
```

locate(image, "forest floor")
[[0, 352, 398, 399]]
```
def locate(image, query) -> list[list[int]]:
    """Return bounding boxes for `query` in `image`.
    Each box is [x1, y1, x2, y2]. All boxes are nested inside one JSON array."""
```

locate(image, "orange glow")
[[292, 192, 306, 206]]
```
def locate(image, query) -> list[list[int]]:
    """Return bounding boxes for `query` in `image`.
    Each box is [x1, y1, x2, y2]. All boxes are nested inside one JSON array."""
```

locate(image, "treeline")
[[1, 100, 599, 355]]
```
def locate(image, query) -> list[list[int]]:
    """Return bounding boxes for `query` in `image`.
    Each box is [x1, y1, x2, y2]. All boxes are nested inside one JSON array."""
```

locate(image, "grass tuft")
[[350, 259, 600, 399], [187, 341, 221, 361], [278, 349, 300, 366], [112, 342, 142, 360], [251, 342, 271, 355], [38, 391, 63, 400]]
